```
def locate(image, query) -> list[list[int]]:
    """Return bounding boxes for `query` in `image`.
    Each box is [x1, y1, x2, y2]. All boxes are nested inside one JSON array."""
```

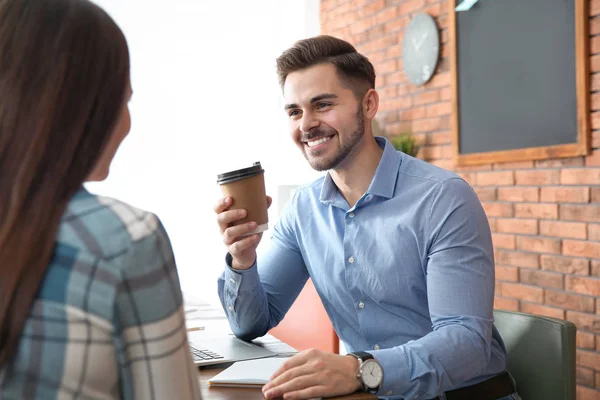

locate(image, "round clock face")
[[402, 13, 440, 85]]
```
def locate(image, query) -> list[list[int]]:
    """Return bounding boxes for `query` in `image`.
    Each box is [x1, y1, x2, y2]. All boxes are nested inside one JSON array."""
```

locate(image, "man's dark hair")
[[276, 35, 376, 99]]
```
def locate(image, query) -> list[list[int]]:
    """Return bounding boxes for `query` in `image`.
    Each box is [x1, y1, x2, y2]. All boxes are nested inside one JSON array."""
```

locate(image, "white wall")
[[88, 0, 322, 304]]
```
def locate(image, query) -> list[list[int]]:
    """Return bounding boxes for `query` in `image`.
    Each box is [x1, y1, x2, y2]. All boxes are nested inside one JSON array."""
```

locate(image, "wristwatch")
[[348, 351, 383, 394]]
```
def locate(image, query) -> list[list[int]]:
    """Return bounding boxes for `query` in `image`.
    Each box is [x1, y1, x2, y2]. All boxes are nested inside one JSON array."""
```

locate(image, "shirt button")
[[227, 305, 233, 311], [229, 277, 236, 284], [374, 344, 380, 350], [348, 256, 355, 264], [386, 390, 393, 396], [358, 301, 364, 309], [348, 212, 355, 218]]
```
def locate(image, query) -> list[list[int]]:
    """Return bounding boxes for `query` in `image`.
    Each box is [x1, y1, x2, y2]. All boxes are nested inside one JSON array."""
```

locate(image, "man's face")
[[283, 63, 365, 172]]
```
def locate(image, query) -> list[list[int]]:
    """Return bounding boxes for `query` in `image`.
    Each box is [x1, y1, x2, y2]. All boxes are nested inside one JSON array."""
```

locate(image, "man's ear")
[[362, 89, 379, 120]]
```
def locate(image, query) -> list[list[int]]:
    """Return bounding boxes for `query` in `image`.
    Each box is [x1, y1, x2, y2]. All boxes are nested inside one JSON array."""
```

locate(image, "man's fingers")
[[216, 209, 247, 233], [229, 234, 260, 254], [264, 372, 322, 399], [213, 197, 232, 214], [270, 351, 316, 381], [223, 221, 257, 245], [266, 195, 273, 209]]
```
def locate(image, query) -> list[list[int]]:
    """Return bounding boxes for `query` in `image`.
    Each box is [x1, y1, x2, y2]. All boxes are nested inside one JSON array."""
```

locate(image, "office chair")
[[493, 309, 576, 400]]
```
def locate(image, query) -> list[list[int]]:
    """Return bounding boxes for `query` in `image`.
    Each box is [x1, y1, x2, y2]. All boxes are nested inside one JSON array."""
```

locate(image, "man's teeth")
[[307, 136, 332, 147]]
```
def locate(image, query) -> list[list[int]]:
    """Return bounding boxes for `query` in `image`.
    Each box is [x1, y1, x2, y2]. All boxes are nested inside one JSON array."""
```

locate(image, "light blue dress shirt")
[[218, 136, 507, 399]]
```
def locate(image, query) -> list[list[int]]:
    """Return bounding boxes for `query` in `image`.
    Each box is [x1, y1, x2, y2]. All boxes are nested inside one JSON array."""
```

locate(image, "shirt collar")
[[319, 136, 402, 204]]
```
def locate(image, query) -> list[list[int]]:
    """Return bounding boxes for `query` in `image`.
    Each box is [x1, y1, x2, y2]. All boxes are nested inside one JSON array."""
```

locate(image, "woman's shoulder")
[[57, 188, 165, 263]]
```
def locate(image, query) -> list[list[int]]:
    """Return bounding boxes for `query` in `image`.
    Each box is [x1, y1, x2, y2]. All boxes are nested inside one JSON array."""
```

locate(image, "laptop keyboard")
[[190, 345, 224, 362]]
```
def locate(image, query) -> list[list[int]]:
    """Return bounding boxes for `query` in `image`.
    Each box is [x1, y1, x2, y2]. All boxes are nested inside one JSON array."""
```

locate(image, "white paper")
[[455, 0, 478, 11], [208, 357, 290, 386]]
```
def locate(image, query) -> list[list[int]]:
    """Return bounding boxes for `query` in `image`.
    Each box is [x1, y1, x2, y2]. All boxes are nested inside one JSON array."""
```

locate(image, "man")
[[214, 35, 520, 400]]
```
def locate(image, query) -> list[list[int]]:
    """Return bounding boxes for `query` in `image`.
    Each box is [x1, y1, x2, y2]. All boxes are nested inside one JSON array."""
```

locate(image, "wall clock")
[[402, 13, 440, 85]]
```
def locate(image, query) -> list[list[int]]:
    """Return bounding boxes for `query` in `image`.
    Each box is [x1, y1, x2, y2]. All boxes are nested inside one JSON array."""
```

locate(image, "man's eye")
[[316, 102, 330, 109], [288, 110, 300, 117]]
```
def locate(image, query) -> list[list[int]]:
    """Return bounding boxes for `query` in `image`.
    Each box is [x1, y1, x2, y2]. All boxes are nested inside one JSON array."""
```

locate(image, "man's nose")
[[299, 111, 319, 133]]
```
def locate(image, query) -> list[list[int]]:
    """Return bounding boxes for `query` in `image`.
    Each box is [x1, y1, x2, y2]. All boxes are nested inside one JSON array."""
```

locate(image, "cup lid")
[[217, 162, 264, 184]]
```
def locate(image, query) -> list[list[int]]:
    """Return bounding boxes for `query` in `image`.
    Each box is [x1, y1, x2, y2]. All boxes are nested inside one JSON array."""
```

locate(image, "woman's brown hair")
[[0, 0, 130, 367]]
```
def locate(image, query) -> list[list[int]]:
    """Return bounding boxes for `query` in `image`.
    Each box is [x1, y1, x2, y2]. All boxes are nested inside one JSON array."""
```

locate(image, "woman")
[[0, 0, 201, 398]]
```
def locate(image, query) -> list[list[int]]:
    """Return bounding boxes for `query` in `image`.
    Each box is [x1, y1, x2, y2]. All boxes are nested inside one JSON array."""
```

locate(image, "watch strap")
[[349, 352, 378, 393]]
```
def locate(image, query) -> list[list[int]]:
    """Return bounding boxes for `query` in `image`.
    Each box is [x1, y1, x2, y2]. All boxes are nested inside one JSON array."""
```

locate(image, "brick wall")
[[321, 0, 600, 398]]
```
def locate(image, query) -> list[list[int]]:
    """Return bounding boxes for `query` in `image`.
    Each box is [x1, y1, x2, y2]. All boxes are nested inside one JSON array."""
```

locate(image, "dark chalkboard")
[[449, 0, 590, 166]]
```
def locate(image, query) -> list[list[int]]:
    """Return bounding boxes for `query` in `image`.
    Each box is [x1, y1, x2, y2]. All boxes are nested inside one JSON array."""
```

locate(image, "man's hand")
[[214, 195, 272, 269], [262, 349, 361, 400]]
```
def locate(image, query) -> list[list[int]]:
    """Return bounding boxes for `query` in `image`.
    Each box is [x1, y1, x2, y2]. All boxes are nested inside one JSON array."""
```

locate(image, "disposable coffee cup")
[[217, 161, 268, 236]]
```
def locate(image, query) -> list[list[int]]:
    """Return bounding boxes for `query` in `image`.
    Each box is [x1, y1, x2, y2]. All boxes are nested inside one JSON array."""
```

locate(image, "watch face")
[[360, 359, 383, 389], [402, 12, 439, 85]]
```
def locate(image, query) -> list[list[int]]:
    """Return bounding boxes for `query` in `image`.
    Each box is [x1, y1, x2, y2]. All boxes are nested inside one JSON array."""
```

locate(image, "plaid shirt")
[[0, 188, 201, 399]]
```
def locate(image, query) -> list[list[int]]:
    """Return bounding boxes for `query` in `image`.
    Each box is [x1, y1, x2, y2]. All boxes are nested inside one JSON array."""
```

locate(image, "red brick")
[[515, 170, 560, 185], [592, 73, 600, 91], [500, 282, 543, 302], [475, 171, 514, 186], [515, 203, 558, 219], [495, 250, 539, 269], [592, 16, 600, 35], [379, 96, 412, 111], [420, 145, 450, 160], [567, 311, 600, 334], [374, 5, 398, 25], [414, 90, 441, 106], [496, 219, 538, 235], [488, 218, 497, 232], [577, 349, 600, 370], [541, 187, 590, 203], [398, 0, 425, 15], [384, 17, 405, 34], [482, 203, 513, 218], [592, 111, 600, 130], [593, 35, 600, 55], [496, 266, 519, 282], [492, 233, 516, 250], [586, 150, 600, 167], [593, 0, 600, 16], [457, 172, 477, 186], [560, 205, 600, 223], [425, 131, 450, 145], [376, 59, 398, 74], [427, 71, 450, 88], [493, 296, 519, 311], [398, 105, 426, 119], [592, 55, 600, 74], [561, 169, 600, 185], [520, 302, 565, 320], [590, 224, 600, 241], [593, 261, 600, 278], [440, 87, 452, 101], [592, 188, 600, 203], [545, 290, 596, 313], [541, 255, 590, 275], [430, 159, 453, 170], [497, 187, 539, 202], [520, 269, 563, 289], [594, 131, 600, 148], [425, 102, 451, 117], [593, 92, 600, 111], [577, 367, 596, 386], [535, 157, 585, 168], [412, 117, 444, 133], [576, 385, 600, 400], [473, 187, 496, 201], [493, 161, 534, 170], [566, 276, 600, 297], [516, 236, 561, 254], [540, 221, 588, 240], [596, 372, 600, 389], [563, 240, 600, 259], [577, 331, 597, 350]]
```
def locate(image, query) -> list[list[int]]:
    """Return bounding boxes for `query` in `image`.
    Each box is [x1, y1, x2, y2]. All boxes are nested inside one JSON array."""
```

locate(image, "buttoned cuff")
[[223, 252, 261, 294], [369, 347, 411, 399]]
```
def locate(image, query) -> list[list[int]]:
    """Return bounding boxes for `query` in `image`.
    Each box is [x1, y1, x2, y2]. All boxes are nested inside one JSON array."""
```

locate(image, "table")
[[184, 294, 377, 400], [198, 365, 377, 400]]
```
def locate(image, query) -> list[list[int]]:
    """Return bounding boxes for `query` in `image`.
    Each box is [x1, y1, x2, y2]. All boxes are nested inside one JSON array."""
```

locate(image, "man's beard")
[[302, 106, 365, 172]]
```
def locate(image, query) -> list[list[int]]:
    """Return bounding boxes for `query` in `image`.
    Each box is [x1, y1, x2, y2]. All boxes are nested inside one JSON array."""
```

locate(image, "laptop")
[[188, 331, 278, 367]]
